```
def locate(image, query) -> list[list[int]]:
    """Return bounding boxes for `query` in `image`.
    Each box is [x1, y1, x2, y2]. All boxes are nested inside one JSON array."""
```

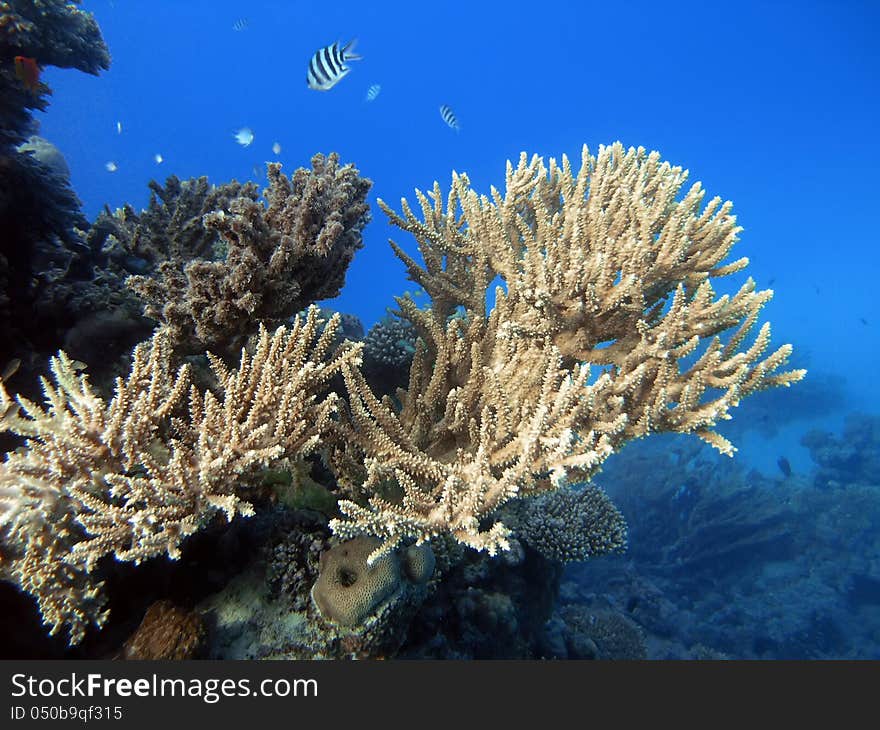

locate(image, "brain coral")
[[311, 537, 402, 626]]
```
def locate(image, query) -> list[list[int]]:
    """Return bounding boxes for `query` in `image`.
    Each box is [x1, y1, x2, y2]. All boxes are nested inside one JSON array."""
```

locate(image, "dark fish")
[[439, 104, 460, 131], [307, 39, 361, 91], [767, 277, 776, 286], [860, 317, 869, 326], [777, 456, 792, 478]]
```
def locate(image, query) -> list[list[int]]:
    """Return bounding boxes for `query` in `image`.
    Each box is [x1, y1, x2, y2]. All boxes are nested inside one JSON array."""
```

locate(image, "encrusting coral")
[[327, 143, 805, 564], [0, 307, 362, 644]]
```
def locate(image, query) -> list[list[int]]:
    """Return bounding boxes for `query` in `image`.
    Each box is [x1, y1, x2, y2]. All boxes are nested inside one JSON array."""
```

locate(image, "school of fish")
[[71, 19, 463, 175]]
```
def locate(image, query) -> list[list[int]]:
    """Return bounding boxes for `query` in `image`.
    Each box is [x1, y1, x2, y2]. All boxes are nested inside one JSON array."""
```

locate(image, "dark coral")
[[266, 525, 331, 612], [120, 600, 205, 660], [504, 484, 628, 563], [548, 605, 648, 659], [1, 1, 109, 146], [398, 539, 563, 658], [126, 154, 371, 355], [0, 0, 112, 406], [361, 312, 418, 397], [88, 175, 257, 275], [801, 412, 880, 490]]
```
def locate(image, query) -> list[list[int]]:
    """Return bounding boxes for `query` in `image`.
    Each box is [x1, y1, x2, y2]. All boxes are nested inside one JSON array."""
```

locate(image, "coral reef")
[[801, 413, 880, 490], [1, 0, 109, 147], [0, 135, 810, 658], [543, 605, 648, 660], [398, 539, 563, 658], [504, 484, 627, 563], [328, 143, 805, 563], [561, 428, 880, 659], [0, 1, 115, 404], [125, 155, 371, 355], [0, 307, 361, 644]]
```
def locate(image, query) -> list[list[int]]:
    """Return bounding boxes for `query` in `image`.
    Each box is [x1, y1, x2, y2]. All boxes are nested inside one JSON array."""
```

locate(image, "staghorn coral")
[[0, 306, 362, 644], [126, 154, 371, 355], [328, 142, 805, 564]]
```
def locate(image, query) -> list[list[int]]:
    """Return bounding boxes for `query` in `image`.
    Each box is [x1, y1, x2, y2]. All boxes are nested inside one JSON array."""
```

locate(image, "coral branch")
[[329, 143, 805, 560], [0, 306, 362, 643]]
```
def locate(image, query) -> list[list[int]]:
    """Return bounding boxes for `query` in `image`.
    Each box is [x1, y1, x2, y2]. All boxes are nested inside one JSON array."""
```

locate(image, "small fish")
[[365, 83, 381, 102], [860, 317, 869, 326], [307, 39, 361, 91], [105, 161, 118, 172], [777, 456, 792, 478], [14, 56, 40, 93], [116, 120, 122, 134], [154, 153, 164, 164], [272, 141, 282, 155], [233, 127, 254, 146], [767, 277, 775, 286], [439, 104, 460, 132], [232, 18, 249, 32]]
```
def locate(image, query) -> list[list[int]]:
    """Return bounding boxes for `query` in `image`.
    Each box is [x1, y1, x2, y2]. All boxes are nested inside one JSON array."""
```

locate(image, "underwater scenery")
[[0, 0, 877, 660]]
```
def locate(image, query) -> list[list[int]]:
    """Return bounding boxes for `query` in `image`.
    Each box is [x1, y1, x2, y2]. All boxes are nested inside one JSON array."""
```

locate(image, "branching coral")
[[0, 307, 362, 643], [88, 174, 258, 272], [328, 142, 805, 563], [126, 154, 371, 355]]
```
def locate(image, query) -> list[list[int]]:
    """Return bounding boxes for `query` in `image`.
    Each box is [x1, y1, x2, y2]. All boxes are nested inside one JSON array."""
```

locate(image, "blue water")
[[41, 1, 879, 430], [16, 0, 880, 657]]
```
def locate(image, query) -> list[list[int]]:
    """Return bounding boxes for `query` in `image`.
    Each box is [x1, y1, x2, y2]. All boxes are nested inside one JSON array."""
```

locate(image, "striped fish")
[[439, 104, 460, 132], [307, 39, 361, 91], [232, 18, 249, 32], [365, 83, 381, 102]]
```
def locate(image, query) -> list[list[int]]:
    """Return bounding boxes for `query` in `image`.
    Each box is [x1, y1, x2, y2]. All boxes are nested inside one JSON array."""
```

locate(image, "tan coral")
[[311, 537, 402, 626], [0, 306, 361, 644], [329, 142, 805, 564]]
